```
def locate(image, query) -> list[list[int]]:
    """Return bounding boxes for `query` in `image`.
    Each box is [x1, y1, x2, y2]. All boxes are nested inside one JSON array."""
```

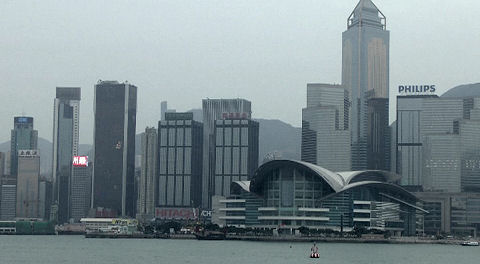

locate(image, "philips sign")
[[398, 85, 436, 95]]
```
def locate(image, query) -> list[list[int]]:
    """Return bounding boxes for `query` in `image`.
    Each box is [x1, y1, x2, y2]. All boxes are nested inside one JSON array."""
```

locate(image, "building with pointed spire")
[[342, 0, 390, 170]]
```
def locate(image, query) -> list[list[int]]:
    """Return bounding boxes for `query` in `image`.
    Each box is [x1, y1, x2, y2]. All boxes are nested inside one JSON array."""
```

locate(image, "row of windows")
[[215, 147, 249, 175], [159, 127, 193, 147], [158, 175, 191, 206], [159, 148, 192, 175], [215, 127, 249, 146]]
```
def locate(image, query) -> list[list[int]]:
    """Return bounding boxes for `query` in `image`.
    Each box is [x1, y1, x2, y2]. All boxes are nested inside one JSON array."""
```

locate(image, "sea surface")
[[0, 235, 479, 264]]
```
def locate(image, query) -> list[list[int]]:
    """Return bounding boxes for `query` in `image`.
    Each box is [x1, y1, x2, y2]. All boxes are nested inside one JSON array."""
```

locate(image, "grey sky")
[[1, 0, 479, 144]]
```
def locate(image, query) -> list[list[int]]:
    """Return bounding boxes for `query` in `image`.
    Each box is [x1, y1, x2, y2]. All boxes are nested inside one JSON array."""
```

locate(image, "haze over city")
[[1, 0, 479, 144]]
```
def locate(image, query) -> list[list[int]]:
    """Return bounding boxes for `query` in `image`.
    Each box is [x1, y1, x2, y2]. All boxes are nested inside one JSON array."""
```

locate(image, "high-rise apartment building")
[[342, 0, 390, 170], [10, 117, 38, 177], [214, 118, 259, 197], [158, 112, 203, 208], [16, 150, 40, 218], [202, 99, 251, 208], [137, 127, 157, 219], [52, 87, 80, 223], [38, 178, 53, 220], [93, 80, 137, 217], [302, 84, 351, 171], [0, 176, 16, 220]]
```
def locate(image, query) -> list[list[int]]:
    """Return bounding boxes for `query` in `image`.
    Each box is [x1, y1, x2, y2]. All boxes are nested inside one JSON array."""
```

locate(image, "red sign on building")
[[155, 207, 199, 220], [73, 156, 88, 167]]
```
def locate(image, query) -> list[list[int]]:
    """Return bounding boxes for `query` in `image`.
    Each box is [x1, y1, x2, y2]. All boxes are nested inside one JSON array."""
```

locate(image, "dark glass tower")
[[93, 81, 137, 217], [52, 87, 80, 223]]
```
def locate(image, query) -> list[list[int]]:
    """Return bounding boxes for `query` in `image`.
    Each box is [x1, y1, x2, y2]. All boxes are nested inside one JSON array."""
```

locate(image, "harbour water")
[[0, 235, 478, 264]]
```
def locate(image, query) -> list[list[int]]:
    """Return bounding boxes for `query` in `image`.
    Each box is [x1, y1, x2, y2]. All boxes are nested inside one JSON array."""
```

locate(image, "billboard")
[[398, 85, 436, 95], [73, 156, 88, 167], [155, 207, 198, 220]]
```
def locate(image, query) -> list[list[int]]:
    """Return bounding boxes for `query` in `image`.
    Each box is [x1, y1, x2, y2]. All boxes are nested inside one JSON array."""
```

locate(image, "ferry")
[[461, 241, 479, 246]]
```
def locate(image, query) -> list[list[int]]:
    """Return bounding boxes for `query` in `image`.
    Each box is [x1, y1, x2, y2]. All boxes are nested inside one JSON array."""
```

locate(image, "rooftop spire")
[[347, 0, 386, 30]]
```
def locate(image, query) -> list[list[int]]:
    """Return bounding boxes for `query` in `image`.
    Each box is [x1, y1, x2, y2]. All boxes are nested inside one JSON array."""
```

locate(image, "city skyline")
[[1, 0, 479, 144]]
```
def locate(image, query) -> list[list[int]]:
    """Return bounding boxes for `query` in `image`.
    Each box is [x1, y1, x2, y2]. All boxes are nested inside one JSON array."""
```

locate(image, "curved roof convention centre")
[[248, 159, 415, 201]]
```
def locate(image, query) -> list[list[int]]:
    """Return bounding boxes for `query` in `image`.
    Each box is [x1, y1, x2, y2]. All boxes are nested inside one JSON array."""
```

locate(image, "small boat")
[[461, 241, 479, 246], [309, 253, 320, 258]]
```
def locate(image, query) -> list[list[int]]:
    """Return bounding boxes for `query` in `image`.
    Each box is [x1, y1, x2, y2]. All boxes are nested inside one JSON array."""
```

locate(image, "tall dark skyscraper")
[[52, 87, 80, 223], [93, 81, 137, 217], [202, 99, 251, 208], [10, 117, 38, 177], [342, 0, 390, 170]]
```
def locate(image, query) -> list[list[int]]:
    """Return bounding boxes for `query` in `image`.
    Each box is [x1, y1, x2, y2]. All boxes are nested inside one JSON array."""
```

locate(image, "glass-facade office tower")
[[301, 84, 351, 171], [460, 107, 480, 192], [214, 118, 259, 197], [52, 87, 80, 223], [137, 127, 157, 218], [10, 117, 38, 177], [158, 112, 203, 207], [93, 81, 137, 217], [16, 150, 40, 218], [396, 95, 437, 186], [342, 0, 389, 170], [71, 163, 92, 222], [396, 95, 474, 190], [202, 99, 251, 208], [367, 98, 390, 170]]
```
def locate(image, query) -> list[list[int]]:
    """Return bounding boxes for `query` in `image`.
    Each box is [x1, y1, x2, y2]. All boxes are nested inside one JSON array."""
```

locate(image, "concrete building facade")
[[16, 150, 40, 218], [137, 127, 157, 219]]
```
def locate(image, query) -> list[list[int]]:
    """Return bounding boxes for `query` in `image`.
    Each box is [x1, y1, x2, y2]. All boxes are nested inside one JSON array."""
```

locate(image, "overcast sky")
[[1, 0, 479, 144]]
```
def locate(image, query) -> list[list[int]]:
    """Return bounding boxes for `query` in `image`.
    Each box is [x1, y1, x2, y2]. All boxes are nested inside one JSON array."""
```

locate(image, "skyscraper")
[[158, 112, 203, 208], [137, 127, 157, 219], [93, 81, 137, 217], [70, 159, 92, 222], [0, 152, 5, 176], [342, 0, 389, 170], [302, 84, 351, 171], [10, 117, 38, 177], [52, 87, 80, 223], [202, 99, 251, 208], [16, 149, 40, 218], [0, 177, 16, 220], [214, 117, 259, 198]]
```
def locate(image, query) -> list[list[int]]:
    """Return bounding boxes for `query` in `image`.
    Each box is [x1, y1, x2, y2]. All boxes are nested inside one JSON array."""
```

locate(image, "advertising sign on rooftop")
[[398, 85, 436, 95], [73, 156, 88, 167]]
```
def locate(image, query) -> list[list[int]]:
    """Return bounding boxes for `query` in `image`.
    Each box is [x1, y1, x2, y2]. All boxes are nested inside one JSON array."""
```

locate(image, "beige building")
[[16, 150, 40, 218]]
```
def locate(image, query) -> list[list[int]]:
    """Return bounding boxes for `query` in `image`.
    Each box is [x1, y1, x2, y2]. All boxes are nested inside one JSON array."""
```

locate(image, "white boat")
[[461, 241, 479, 246]]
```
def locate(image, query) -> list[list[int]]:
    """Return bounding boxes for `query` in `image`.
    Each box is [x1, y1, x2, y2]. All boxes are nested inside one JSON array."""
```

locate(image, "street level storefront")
[[212, 160, 427, 236]]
